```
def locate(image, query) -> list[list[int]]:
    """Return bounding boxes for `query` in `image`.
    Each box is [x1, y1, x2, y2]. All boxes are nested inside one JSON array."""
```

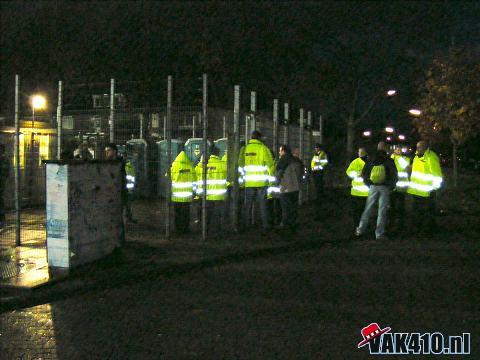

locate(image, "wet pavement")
[[0, 185, 479, 359]]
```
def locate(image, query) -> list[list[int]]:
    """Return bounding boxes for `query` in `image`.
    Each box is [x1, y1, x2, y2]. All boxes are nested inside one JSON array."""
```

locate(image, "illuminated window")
[[38, 135, 50, 165]]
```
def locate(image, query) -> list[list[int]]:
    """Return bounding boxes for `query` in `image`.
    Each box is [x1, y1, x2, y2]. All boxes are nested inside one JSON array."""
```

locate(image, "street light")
[[30, 94, 47, 128], [385, 126, 395, 133], [398, 134, 406, 141], [409, 108, 422, 116], [362, 130, 371, 137], [387, 89, 397, 96], [386, 136, 392, 141]]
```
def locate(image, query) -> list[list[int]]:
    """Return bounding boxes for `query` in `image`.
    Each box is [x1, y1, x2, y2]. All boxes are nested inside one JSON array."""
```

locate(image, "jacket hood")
[[209, 155, 220, 161], [173, 151, 192, 165]]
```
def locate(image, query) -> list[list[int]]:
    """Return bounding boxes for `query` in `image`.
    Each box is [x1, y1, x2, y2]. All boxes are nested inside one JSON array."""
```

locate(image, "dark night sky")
[[1, 1, 479, 133]]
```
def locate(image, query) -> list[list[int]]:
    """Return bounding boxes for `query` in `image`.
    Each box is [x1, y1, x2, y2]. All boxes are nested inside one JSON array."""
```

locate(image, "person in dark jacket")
[[105, 143, 136, 225], [275, 145, 303, 233], [0, 144, 10, 228], [355, 143, 398, 240]]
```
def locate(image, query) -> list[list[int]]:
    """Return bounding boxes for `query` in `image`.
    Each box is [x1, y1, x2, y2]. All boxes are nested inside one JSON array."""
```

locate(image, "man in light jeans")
[[356, 144, 397, 240]]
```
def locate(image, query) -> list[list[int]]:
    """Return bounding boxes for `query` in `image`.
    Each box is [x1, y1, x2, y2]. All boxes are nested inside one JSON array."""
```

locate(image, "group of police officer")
[[346, 140, 443, 238], [167, 131, 443, 238], [168, 131, 301, 234]]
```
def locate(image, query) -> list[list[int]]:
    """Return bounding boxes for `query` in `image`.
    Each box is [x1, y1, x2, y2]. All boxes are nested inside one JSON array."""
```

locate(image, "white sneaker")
[[355, 227, 362, 237]]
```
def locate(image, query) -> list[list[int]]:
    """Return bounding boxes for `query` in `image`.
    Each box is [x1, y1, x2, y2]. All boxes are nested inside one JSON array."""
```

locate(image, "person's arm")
[[346, 160, 357, 178], [388, 159, 398, 188], [320, 151, 329, 167], [429, 152, 443, 190], [264, 145, 275, 176], [361, 162, 372, 186]]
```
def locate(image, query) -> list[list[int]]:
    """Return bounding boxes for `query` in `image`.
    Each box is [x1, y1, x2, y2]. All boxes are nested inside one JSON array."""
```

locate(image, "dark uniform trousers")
[[351, 195, 367, 227]]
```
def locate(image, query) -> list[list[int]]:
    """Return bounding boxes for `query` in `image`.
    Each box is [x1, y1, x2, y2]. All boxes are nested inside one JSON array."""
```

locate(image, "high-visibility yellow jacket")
[[195, 156, 205, 197], [125, 160, 136, 192], [195, 155, 228, 201], [267, 159, 280, 199], [237, 146, 246, 188], [238, 139, 275, 188], [407, 149, 443, 198], [206, 155, 228, 201], [170, 151, 196, 203], [346, 157, 369, 197], [311, 150, 328, 172], [391, 154, 411, 192]]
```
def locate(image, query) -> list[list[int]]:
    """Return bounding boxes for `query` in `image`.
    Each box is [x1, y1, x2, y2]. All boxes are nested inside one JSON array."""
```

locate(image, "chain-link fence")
[[0, 74, 318, 252]]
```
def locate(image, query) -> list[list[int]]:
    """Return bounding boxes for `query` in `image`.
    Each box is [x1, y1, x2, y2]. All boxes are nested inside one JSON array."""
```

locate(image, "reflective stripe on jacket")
[[407, 149, 443, 198], [267, 159, 280, 198], [238, 139, 275, 188], [346, 157, 369, 197], [311, 151, 328, 171], [125, 160, 136, 191], [391, 154, 411, 191], [196, 155, 228, 201], [170, 151, 196, 203]]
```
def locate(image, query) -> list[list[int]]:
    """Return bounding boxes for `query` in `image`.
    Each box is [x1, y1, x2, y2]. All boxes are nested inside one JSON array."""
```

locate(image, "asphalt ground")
[[0, 177, 479, 359]]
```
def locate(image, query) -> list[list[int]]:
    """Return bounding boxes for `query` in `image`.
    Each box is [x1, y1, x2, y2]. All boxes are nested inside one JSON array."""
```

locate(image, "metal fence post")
[[163, 116, 167, 139], [14, 75, 21, 246], [299, 108, 304, 205], [202, 74, 208, 241], [250, 91, 256, 132], [273, 99, 278, 156], [230, 85, 240, 231], [223, 116, 226, 138], [273, 99, 279, 225], [166, 76, 172, 239], [109, 78, 115, 143], [307, 111, 312, 202], [283, 103, 289, 144], [192, 115, 195, 138], [139, 114, 144, 139], [56, 80, 63, 160], [244, 114, 249, 144], [319, 115, 324, 145]]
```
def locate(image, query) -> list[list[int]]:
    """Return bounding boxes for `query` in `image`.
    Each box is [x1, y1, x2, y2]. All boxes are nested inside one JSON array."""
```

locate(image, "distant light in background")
[[409, 109, 422, 116], [398, 134, 405, 140], [387, 89, 397, 96], [385, 127, 394, 133], [362, 130, 371, 137], [386, 136, 392, 141]]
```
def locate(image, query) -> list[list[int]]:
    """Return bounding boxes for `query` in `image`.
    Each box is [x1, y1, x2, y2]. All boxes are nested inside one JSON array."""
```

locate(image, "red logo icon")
[[357, 323, 392, 348]]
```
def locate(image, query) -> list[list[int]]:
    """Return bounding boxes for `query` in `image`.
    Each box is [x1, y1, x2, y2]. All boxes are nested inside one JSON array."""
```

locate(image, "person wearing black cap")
[[310, 143, 329, 216]]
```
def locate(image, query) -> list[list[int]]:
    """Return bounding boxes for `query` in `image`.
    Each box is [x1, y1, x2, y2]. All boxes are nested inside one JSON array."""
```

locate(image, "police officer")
[[407, 140, 443, 235], [0, 144, 10, 229], [346, 147, 369, 227], [238, 131, 275, 233], [105, 143, 136, 224], [170, 150, 196, 234], [311, 143, 328, 208], [390, 145, 411, 233], [205, 146, 228, 234]]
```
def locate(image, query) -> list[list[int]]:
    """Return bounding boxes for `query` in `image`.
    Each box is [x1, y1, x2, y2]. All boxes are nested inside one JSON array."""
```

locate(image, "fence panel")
[[1, 75, 316, 252]]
